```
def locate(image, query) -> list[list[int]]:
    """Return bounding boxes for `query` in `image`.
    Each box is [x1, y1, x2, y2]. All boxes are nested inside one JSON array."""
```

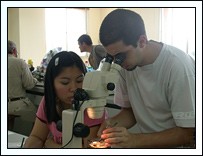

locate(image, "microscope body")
[[62, 59, 122, 148]]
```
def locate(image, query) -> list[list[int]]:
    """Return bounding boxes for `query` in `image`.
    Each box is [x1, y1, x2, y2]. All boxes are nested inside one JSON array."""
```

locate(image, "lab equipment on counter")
[[32, 66, 45, 82], [8, 131, 28, 148], [40, 47, 62, 73], [28, 59, 35, 72], [61, 53, 125, 148], [32, 47, 62, 82], [85, 60, 94, 72]]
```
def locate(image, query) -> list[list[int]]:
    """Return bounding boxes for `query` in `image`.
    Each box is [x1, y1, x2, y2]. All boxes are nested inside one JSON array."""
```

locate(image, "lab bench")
[[8, 130, 28, 148], [26, 82, 44, 106]]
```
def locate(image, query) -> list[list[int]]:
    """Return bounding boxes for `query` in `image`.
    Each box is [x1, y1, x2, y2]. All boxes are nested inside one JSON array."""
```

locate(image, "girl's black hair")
[[44, 51, 87, 123]]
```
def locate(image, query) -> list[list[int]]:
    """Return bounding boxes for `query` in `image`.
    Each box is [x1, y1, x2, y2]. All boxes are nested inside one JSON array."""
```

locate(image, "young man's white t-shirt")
[[115, 42, 195, 133]]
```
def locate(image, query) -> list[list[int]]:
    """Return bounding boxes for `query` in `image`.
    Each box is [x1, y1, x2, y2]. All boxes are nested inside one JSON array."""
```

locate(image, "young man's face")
[[78, 42, 86, 52], [105, 40, 143, 71]]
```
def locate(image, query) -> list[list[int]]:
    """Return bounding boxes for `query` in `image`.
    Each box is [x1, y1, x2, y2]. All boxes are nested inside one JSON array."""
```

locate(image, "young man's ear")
[[138, 35, 148, 48]]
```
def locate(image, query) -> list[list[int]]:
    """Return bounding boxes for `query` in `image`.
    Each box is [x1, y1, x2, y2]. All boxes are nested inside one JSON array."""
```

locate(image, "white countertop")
[[8, 131, 28, 148]]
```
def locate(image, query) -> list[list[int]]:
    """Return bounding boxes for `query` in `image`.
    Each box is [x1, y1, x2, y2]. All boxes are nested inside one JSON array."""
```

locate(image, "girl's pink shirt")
[[36, 96, 107, 144]]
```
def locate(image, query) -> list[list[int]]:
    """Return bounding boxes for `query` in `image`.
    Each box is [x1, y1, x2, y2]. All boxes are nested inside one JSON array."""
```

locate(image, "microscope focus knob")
[[73, 123, 90, 138], [107, 83, 115, 91]]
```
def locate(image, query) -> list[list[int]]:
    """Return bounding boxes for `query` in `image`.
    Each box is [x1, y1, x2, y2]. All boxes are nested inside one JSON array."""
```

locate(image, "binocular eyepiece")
[[105, 53, 126, 65]]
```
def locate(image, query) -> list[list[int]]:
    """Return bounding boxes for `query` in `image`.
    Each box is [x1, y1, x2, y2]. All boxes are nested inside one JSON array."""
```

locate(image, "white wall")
[[8, 8, 20, 53], [19, 8, 46, 66], [8, 8, 46, 66], [8, 8, 161, 66], [87, 8, 102, 44], [100, 8, 161, 41]]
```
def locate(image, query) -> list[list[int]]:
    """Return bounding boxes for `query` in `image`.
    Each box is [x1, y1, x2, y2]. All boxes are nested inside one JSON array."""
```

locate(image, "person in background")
[[8, 40, 38, 133], [97, 9, 195, 148], [78, 34, 107, 70], [23, 51, 107, 148]]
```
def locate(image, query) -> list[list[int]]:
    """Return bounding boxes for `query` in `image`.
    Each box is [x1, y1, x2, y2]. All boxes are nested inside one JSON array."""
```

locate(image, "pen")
[[20, 137, 25, 148]]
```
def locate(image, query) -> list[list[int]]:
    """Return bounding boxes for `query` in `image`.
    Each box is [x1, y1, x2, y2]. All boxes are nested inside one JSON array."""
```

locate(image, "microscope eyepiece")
[[74, 88, 89, 101], [114, 53, 126, 65], [104, 54, 114, 64]]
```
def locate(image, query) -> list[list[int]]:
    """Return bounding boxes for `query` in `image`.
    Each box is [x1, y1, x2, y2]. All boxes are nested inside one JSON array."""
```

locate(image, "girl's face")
[[54, 65, 85, 108]]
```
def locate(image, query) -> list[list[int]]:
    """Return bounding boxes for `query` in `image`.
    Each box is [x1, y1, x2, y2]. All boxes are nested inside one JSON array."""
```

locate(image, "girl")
[[24, 51, 106, 148]]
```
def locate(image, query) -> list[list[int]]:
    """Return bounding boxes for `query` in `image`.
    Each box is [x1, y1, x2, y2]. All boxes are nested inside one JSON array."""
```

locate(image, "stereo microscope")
[[61, 53, 125, 148]]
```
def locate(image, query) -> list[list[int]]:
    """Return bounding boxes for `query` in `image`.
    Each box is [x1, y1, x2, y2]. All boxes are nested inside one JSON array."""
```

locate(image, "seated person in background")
[[23, 51, 107, 148], [8, 40, 38, 132], [78, 34, 107, 70]]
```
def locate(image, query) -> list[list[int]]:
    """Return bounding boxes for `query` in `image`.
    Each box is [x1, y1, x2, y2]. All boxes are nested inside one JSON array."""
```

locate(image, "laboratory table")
[[26, 82, 44, 96], [26, 82, 44, 106], [8, 130, 28, 148]]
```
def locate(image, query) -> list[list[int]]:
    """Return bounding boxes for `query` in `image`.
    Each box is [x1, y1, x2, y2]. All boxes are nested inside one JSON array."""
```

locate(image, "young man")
[[78, 34, 107, 70], [98, 9, 195, 148]]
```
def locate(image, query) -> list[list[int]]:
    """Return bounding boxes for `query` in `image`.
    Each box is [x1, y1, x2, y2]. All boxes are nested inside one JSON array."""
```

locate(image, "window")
[[160, 8, 195, 59], [45, 8, 87, 56]]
